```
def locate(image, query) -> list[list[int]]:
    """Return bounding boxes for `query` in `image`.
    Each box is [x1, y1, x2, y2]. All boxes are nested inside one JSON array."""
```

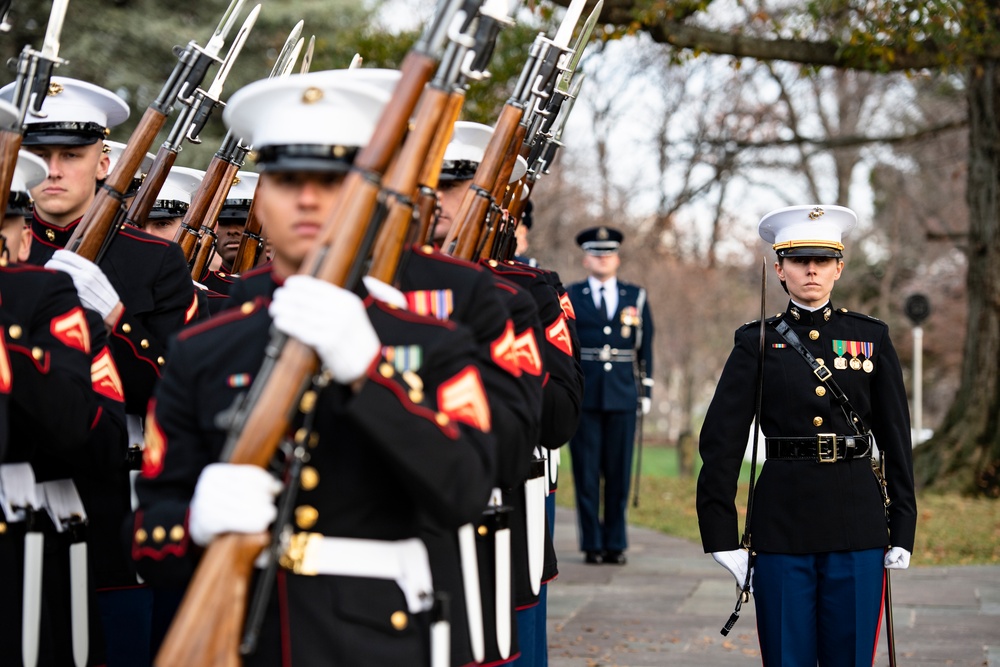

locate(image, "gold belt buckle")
[[599, 346, 612, 362], [279, 531, 321, 575], [816, 433, 838, 463]]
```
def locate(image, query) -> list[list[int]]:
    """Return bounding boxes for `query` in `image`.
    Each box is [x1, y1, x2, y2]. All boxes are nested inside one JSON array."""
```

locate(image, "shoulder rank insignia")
[[514, 328, 543, 376], [490, 320, 521, 377], [142, 407, 167, 479], [382, 344, 423, 374], [438, 365, 492, 431], [51, 307, 91, 355], [405, 289, 454, 320], [92, 347, 125, 402], [184, 293, 200, 324], [559, 292, 576, 319], [0, 332, 11, 393], [545, 313, 574, 357]]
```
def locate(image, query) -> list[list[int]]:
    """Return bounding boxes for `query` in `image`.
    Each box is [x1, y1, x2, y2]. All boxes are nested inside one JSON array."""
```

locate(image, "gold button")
[[815, 386, 827, 397], [300, 466, 320, 491], [300, 390, 317, 414], [408, 390, 424, 404], [31, 347, 44, 361], [308, 433, 320, 448], [152, 526, 166, 543], [295, 505, 319, 529], [435, 413, 449, 427], [122, 323, 132, 333], [488, 259, 498, 267], [157, 356, 166, 366], [0, 522, 7, 534], [813, 416, 824, 427], [140, 339, 150, 349], [294, 428, 309, 445], [241, 301, 255, 315], [8, 324, 22, 339], [477, 525, 488, 537], [840, 308, 848, 312], [390, 610, 409, 631], [135, 528, 147, 544], [46, 228, 56, 241], [219, 272, 227, 278], [809, 330, 819, 340], [421, 245, 434, 254], [379, 363, 394, 378], [170, 525, 185, 541]]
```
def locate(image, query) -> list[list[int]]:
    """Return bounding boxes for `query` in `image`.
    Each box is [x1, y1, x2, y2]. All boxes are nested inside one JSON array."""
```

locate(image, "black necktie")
[[599, 286, 609, 321]]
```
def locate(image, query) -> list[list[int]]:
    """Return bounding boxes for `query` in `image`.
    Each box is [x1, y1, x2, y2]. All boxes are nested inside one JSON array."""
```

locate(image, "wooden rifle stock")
[[368, 84, 451, 283], [230, 192, 262, 274], [154, 48, 439, 667], [176, 155, 239, 263], [124, 143, 178, 229], [443, 102, 523, 259], [0, 128, 23, 236], [409, 90, 464, 247], [477, 125, 526, 259], [66, 107, 167, 261]]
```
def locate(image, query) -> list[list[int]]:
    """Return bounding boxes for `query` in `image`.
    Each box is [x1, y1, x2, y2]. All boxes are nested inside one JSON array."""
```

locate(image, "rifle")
[[444, 0, 588, 260], [369, 0, 513, 282], [64, 0, 246, 263], [154, 3, 470, 664], [0, 0, 70, 236], [126, 4, 258, 231]]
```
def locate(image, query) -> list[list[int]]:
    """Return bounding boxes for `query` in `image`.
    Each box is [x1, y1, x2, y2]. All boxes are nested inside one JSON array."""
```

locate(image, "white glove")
[[45, 249, 122, 320], [362, 275, 408, 309], [884, 546, 911, 570], [713, 549, 751, 590], [269, 275, 381, 384], [188, 463, 283, 547], [641, 397, 651, 416]]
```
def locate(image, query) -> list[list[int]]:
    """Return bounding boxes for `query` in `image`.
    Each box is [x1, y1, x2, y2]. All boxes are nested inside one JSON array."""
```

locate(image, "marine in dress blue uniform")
[[0, 76, 196, 665], [696, 205, 917, 666], [566, 227, 653, 565], [133, 69, 497, 667]]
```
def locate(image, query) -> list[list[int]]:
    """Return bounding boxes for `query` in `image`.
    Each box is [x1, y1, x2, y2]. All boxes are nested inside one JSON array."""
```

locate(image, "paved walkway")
[[546, 506, 1000, 666]]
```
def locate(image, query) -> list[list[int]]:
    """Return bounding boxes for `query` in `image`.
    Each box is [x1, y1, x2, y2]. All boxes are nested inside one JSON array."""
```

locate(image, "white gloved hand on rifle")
[[713, 548, 752, 591], [188, 463, 283, 547], [640, 397, 651, 416], [45, 249, 122, 321], [269, 275, 381, 385], [884, 546, 911, 570]]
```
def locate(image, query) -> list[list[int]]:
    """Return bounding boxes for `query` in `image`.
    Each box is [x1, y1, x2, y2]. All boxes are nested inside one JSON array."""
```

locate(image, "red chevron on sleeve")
[[545, 313, 574, 357], [51, 307, 91, 354], [0, 333, 11, 393], [489, 319, 521, 377], [142, 404, 167, 479], [91, 347, 125, 402], [559, 292, 576, 319], [514, 328, 543, 376], [438, 365, 492, 432]]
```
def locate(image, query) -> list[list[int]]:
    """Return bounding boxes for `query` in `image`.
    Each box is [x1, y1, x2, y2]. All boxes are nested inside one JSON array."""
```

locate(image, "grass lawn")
[[555, 445, 1000, 566]]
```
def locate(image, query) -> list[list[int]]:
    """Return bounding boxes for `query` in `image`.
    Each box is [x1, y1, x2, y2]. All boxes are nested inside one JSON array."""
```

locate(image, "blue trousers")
[[753, 549, 885, 666], [569, 410, 635, 552]]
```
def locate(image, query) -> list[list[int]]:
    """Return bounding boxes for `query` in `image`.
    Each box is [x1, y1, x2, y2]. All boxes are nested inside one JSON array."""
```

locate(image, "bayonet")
[[270, 21, 305, 78], [349, 53, 363, 69], [555, 0, 601, 95], [0, 0, 11, 32], [40, 0, 70, 61], [206, 0, 246, 59], [283, 38, 306, 77], [300, 35, 316, 74], [186, 3, 261, 144], [17, 0, 71, 118]]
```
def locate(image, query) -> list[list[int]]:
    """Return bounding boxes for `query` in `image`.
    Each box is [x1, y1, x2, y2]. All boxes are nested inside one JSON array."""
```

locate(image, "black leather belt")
[[765, 434, 872, 463], [580, 346, 635, 362]]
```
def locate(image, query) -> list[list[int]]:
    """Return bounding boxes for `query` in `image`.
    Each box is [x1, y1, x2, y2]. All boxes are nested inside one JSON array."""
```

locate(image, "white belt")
[[279, 534, 434, 613]]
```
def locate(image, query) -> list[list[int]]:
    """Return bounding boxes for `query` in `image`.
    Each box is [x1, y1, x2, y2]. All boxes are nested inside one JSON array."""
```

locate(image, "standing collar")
[[784, 300, 834, 325], [31, 212, 81, 249]]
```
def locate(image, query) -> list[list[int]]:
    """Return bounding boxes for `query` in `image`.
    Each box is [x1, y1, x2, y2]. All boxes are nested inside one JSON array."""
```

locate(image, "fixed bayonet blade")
[[300, 35, 316, 74], [206, 0, 246, 58], [40, 0, 70, 61], [349, 53, 363, 69], [551, 0, 586, 48], [269, 21, 305, 78], [206, 3, 260, 101], [282, 38, 305, 77], [555, 0, 600, 94], [0, 0, 12, 32]]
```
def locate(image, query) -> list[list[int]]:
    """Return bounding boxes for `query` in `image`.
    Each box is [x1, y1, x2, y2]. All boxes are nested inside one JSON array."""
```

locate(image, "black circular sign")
[[905, 294, 931, 325]]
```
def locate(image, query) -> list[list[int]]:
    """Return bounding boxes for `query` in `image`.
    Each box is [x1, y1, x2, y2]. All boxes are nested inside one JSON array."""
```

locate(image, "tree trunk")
[[913, 60, 1000, 496]]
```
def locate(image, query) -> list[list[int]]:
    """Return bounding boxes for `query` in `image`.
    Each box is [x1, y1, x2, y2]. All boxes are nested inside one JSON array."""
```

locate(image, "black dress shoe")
[[584, 550, 603, 564], [603, 550, 627, 565]]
